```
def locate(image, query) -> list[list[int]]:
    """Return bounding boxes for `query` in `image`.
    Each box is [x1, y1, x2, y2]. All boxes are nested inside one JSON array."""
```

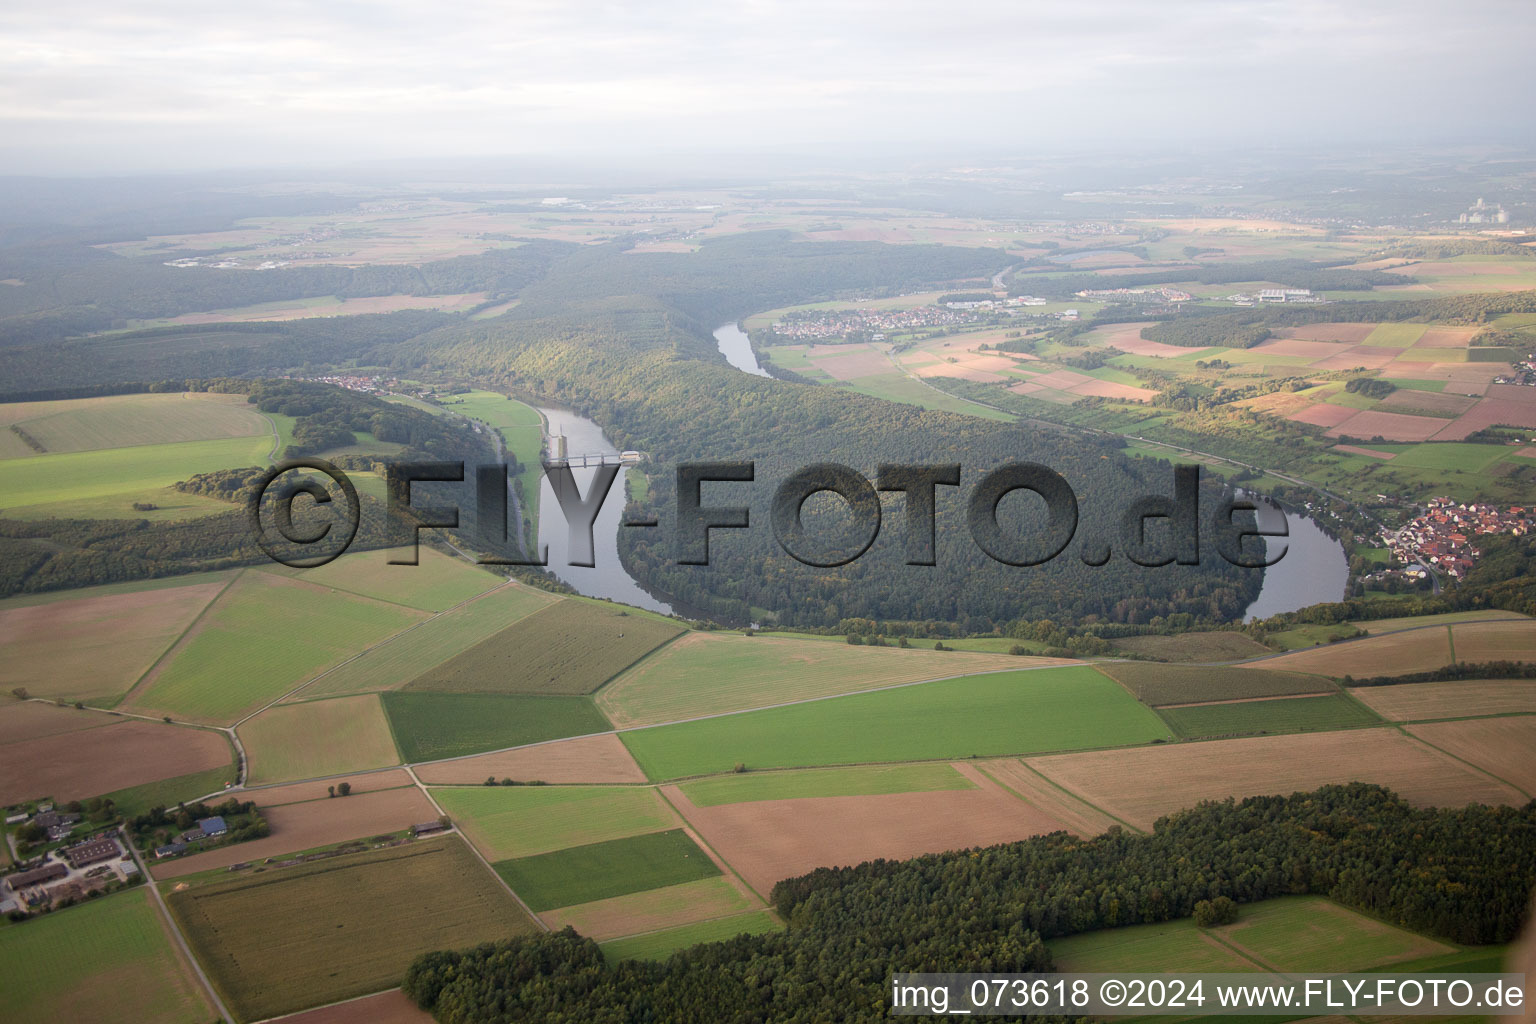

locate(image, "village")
[[763, 296, 1073, 342], [1382, 497, 1533, 581]]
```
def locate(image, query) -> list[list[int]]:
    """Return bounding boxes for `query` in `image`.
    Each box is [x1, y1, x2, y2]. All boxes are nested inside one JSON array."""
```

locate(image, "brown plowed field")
[[0, 701, 117, 745], [1252, 338, 1349, 360], [1327, 410, 1452, 441], [152, 785, 438, 878], [1377, 390, 1477, 417], [414, 733, 647, 785], [1246, 628, 1451, 678], [1408, 717, 1536, 797], [270, 989, 433, 1024], [977, 759, 1119, 836], [1069, 380, 1158, 401], [1282, 323, 1378, 343], [1332, 445, 1396, 459], [1432, 397, 1536, 440], [1451, 620, 1536, 662], [0, 719, 231, 805], [663, 762, 1078, 895], [1287, 403, 1357, 428], [1027, 730, 1520, 832], [1350, 680, 1536, 722]]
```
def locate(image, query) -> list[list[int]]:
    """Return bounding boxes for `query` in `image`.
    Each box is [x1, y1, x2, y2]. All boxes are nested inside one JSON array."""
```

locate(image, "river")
[[1240, 496, 1349, 621], [533, 405, 674, 615]]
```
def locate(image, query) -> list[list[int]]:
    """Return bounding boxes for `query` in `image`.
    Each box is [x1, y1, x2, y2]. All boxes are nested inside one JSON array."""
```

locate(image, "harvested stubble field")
[[295, 583, 556, 699], [239, 695, 401, 784], [0, 717, 232, 805], [663, 762, 1088, 896], [1349, 680, 1536, 721], [153, 785, 439, 879], [0, 578, 226, 704], [432, 784, 678, 860], [1027, 729, 1522, 832], [1407, 716, 1536, 796], [168, 837, 537, 1021], [1096, 662, 1334, 706], [1107, 631, 1273, 662], [127, 571, 424, 724], [261, 547, 502, 613], [1244, 628, 1453, 679], [381, 691, 612, 762], [619, 666, 1171, 780], [0, 888, 215, 1024], [543, 875, 759, 941], [678, 763, 975, 807], [413, 732, 647, 785], [240, 767, 416, 807], [598, 910, 783, 964], [404, 599, 684, 695], [975, 759, 1121, 837], [493, 827, 720, 911], [1449, 619, 1536, 662], [1354, 610, 1523, 634], [1156, 693, 1382, 739], [597, 631, 1072, 729]]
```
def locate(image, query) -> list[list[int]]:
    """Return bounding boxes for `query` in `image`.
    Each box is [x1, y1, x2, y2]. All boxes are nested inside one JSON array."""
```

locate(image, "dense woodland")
[[402, 785, 1536, 1024]]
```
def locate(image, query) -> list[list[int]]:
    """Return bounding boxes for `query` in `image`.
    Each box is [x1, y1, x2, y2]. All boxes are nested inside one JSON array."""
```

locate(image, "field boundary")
[[113, 569, 243, 708], [1154, 690, 1336, 709], [1398, 723, 1534, 800], [976, 760, 1143, 835]]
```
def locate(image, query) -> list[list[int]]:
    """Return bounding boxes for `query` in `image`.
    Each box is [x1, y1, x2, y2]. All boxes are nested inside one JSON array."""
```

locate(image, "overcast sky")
[[2, 0, 1532, 175]]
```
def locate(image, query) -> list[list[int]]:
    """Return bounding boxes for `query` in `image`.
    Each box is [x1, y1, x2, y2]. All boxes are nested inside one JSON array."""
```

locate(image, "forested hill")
[[401, 785, 1536, 1024], [392, 236, 1261, 628]]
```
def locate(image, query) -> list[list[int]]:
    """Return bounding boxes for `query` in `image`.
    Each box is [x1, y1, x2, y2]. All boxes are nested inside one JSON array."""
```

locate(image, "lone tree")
[[1193, 896, 1239, 928], [337, 782, 352, 797]]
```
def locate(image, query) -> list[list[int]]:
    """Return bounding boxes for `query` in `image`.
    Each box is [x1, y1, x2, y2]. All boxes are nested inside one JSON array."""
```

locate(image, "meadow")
[[596, 631, 1041, 728], [261, 546, 502, 612], [599, 910, 783, 963], [432, 784, 678, 860], [239, 694, 401, 783], [0, 889, 215, 1024], [1047, 916, 1260, 973], [677, 763, 974, 806], [168, 837, 537, 1021], [1093, 662, 1334, 706], [493, 828, 720, 911], [431, 390, 544, 533], [0, 391, 267, 453], [618, 666, 1172, 780], [1156, 693, 1382, 739], [294, 583, 556, 698], [127, 571, 424, 723], [405, 599, 684, 695], [1214, 895, 1452, 972], [380, 691, 611, 761]]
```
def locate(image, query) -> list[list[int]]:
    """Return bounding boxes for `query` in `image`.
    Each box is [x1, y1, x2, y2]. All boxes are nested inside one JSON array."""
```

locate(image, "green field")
[[1157, 693, 1381, 738], [1048, 917, 1259, 973], [0, 391, 268, 455], [1098, 662, 1335, 706], [296, 584, 557, 698], [433, 784, 676, 859], [239, 694, 401, 783], [261, 546, 502, 612], [405, 598, 684, 696], [0, 888, 215, 1023], [101, 762, 239, 819], [168, 837, 537, 1021], [600, 910, 783, 963], [381, 691, 612, 762], [434, 390, 544, 534], [494, 828, 720, 911], [128, 571, 423, 723], [1214, 895, 1452, 972], [1362, 323, 1428, 347], [678, 763, 975, 806], [618, 666, 1173, 780]]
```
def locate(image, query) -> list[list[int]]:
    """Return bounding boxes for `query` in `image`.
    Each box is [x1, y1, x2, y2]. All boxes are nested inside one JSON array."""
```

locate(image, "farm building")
[[155, 842, 188, 859], [4, 862, 67, 889], [197, 816, 228, 837], [411, 821, 447, 836], [62, 837, 120, 869]]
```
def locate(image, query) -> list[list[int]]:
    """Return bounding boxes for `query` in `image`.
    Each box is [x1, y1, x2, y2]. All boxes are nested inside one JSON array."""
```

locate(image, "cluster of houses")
[[768, 303, 997, 341], [1074, 286, 1193, 304], [1492, 355, 1536, 387], [1384, 498, 1533, 580], [1, 832, 136, 916], [1225, 288, 1323, 306], [5, 803, 82, 843], [154, 816, 229, 859]]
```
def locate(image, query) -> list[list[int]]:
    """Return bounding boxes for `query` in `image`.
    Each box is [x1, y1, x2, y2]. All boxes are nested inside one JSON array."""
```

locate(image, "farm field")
[[599, 910, 783, 963], [1354, 610, 1526, 634], [544, 875, 760, 940], [105, 763, 246, 818], [270, 988, 433, 1024], [664, 762, 1090, 896], [1244, 628, 1453, 679], [431, 390, 544, 531], [0, 888, 215, 1024], [294, 583, 556, 698], [413, 732, 647, 785], [127, 570, 424, 723], [167, 837, 537, 1021], [380, 691, 612, 761], [0, 717, 233, 805], [0, 698, 119, 744], [1156, 693, 1382, 739], [1407, 716, 1536, 796], [129, 291, 488, 327], [1108, 631, 1273, 662], [1028, 729, 1522, 832], [975, 758, 1122, 836], [0, 576, 227, 703], [493, 828, 721, 911], [619, 666, 1172, 780], [1048, 917, 1261, 973], [1448, 619, 1536, 662], [432, 783, 677, 860], [152, 785, 440, 879], [1349, 680, 1536, 721], [261, 547, 502, 612], [405, 598, 684, 695], [1077, 662, 1331, 707], [0, 391, 268, 453], [678, 763, 975, 806], [240, 767, 416, 806], [1215, 896, 1453, 973], [598, 631, 1073, 729], [239, 695, 401, 784]]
